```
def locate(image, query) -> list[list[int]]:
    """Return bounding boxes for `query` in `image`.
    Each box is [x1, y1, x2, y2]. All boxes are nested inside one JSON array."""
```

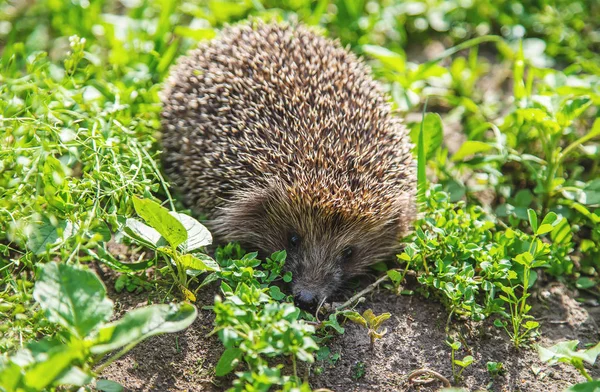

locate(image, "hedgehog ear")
[[209, 185, 276, 244]]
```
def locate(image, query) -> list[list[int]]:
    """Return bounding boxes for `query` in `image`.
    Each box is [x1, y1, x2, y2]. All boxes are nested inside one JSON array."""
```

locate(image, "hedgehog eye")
[[341, 247, 353, 262], [289, 233, 301, 249]]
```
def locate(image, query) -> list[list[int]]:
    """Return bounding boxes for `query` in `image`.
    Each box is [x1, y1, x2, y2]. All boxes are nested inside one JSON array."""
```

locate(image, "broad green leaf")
[[179, 254, 218, 272], [23, 344, 81, 390], [215, 347, 243, 377], [565, 380, 600, 392], [169, 212, 212, 253], [132, 197, 187, 248], [452, 141, 493, 161], [123, 218, 162, 249], [455, 355, 474, 367], [96, 379, 124, 392], [0, 361, 22, 392], [575, 277, 596, 289], [91, 303, 197, 354], [386, 269, 402, 283], [27, 218, 77, 255], [33, 263, 113, 338], [577, 342, 600, 365], [54, 366, 93, 387]]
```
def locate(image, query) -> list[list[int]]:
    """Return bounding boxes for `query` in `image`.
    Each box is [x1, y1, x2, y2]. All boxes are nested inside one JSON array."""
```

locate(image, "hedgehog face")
[[211, 184, 405, 311], [276, 218, 402, 311]]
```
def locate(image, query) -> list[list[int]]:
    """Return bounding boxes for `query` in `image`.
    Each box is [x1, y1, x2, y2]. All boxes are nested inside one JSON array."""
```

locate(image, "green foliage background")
[[0, 0, 599, 389]]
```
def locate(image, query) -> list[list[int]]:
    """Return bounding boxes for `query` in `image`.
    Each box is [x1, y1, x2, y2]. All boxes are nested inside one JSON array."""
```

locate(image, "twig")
[[335, 274, 390, 312], [407, 368, 451, 387]]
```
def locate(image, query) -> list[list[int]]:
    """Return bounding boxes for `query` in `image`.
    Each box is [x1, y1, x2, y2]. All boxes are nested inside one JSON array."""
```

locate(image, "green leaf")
[[215, 347, 243, 377], [169, 212, 212, 253], [362, 45, 405, 72], [527, 209, 538, 233], [123, 218, 162, 249], [27, 218, 77, 255], [577, 342, 600, 365], [551, 217, 572, 245], [343, 311, 367, 328], [91, 303, 197, 354], [565, 380, 600, 392], [54, 366, 94, 387], [575, 277, 596, 289], [416, 101, 429, 205], [541, 212, 558, 226], [411, 112, 443, 161], [23, 344, 81, 390], [386, 269, 402, 284], [96, 379, 124, 392], [179, 254, 219, 272], [455, 355, 474, 368], [0, 361, 23, 392], [536, 224, 554, 235], [269, 286, 286, 301], [132, 197, 187, 248], [33, 263, 113, 338], [452, 141, 493, 161]]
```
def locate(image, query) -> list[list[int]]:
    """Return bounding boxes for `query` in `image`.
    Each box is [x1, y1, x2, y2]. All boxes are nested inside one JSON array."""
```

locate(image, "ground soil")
[[98, 264, 600, 392]]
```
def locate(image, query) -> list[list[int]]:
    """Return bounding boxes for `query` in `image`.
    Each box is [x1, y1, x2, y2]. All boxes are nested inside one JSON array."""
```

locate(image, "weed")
[[351, 362, 366, 381], [0, 263, 195, 391], [538, 340, 600, 382], [124, 197, 217, 301], [343, 309, 391, 350], [446, 339, 474, 383], [486, 361, 504, 378], [211, 248, 317, 391]]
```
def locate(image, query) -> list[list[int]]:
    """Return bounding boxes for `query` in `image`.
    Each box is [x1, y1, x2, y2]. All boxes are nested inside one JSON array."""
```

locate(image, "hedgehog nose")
[[294, 290, 317, 311]]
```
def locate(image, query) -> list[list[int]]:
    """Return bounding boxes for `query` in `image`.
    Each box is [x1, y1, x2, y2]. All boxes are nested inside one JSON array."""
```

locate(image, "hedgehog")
[[161, 22, 416, 309]]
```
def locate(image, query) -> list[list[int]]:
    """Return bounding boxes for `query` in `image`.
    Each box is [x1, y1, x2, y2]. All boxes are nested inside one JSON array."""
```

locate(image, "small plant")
[[0, 263, 196, 391], [495, 209, 561, 348], [446, 339, 473, 383], [124, 196, 218, 301], [486, 361, 504, 378], [538, 340, 600, 382], [211, 247, 318, 391], [343, 309, 391, 350], [351, 361, 366, 380]]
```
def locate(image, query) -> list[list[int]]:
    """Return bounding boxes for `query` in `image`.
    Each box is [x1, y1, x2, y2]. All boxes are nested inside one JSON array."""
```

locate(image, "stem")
[[335, 274, 390, 312], [292, 355, 298, 383], [94, 341, 139, 373]]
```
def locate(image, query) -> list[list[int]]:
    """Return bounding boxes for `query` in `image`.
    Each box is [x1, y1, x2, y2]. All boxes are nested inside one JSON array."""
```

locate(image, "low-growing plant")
[[343, 309, 391, 350], [404, 185, 568, 347], [538, 340, 600, 383], [123, 196, 218, 301], [0, 262, 196, 391], [211, 247, 318, 391], [493, 210, 562, 347], [486, 361, 504, 378], [446, 339, 474, 384]]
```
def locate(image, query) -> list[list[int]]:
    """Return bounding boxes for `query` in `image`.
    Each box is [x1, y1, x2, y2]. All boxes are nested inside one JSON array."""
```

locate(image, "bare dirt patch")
[[99, 272, 599, 391]]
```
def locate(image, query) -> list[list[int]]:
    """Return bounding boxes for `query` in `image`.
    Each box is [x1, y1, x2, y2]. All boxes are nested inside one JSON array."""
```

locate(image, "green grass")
[[1, 0, 599, 390]]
